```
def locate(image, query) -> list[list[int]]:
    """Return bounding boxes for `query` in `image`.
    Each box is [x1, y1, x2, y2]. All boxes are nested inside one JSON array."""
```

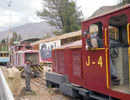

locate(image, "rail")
[[0, 68, 14, 100]]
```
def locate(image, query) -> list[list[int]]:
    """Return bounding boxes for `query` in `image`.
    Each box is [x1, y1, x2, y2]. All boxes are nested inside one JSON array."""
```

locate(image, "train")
[[10, 44, 43, 76], [31, 30, 81, 66], [46, 4, 130, 100], [39, 40, 61, 64], [0, 51, 10, 65]]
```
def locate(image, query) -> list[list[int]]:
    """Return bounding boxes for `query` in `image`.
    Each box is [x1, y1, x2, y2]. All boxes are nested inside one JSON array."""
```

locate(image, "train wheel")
[[82, 93, 91, 100], [46, 80, 52, 88]]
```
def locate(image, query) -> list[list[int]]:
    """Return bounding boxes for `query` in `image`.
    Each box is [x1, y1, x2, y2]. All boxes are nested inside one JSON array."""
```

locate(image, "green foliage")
[[42, 34, 51, 39], [122, 0, 130, 4], [0, 39, 8, 51], [37, 0, 84, 34], [119, 0, 130, 6], [12, 31, 22, 42], [0, 31, 22, 51], [12, 31, 22, 45], [18, 34, 22, 41]]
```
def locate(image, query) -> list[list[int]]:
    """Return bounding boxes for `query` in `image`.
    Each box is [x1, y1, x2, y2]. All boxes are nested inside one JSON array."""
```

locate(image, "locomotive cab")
[[108, 14, 130, 93], [25, 53, 39, 65], [82, 7, 130, 95]]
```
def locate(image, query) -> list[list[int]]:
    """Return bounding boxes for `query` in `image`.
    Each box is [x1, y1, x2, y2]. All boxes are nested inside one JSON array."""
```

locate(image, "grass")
[[20, 87, 36, 96]]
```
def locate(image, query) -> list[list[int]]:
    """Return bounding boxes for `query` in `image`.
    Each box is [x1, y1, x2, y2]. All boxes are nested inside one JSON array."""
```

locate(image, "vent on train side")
[[72, 49, 82, 78], [58, 51, 65, 74], [54, 51, 58, 72]]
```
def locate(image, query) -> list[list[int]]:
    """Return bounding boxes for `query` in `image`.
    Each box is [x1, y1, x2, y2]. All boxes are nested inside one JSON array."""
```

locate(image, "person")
[[86, 32, 120, 85], [86, 33, 103, 50], [23, 59, 33, 91]]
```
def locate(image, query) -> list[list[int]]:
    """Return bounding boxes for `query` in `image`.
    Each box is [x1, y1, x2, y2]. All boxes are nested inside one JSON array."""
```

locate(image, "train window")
[[109, 27, 119, 40], [0, 53, 2, 57], [54, 42, 56, 47], [108, 15, 129, 92], [7, 53, 9, 57], [51, 45, 53, 49], [26, 46, 32, 50], [25, 53, 38, 64], [109, 15, 128, 45], [1, 53, 3, 57], [87, 22, 104, 49], [3, 53, 5, 57]]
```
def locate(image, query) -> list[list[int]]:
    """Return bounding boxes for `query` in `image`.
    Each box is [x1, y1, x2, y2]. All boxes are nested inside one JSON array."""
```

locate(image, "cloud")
[[0, 0, 43, 31], [0, 0, 117, 31], [77, 0, 117, 18]]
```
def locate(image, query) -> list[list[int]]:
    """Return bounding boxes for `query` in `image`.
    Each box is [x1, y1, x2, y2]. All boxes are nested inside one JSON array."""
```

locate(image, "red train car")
[[46, 4, 130, 100]]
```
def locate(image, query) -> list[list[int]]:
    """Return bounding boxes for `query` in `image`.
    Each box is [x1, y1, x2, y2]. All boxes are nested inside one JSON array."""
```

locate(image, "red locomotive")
[[46, 4, 130, 100]]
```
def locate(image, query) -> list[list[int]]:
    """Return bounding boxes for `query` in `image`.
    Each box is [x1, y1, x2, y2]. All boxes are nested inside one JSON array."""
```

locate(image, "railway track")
[[31, 74, 55, 100], [31, 75, 46, 90]]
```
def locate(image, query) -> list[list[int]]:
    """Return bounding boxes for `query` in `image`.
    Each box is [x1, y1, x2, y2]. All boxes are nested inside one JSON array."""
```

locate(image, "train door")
[[108, 14, 130, 94], [68, 48, 82, 86], [82, 22, 108, 93]]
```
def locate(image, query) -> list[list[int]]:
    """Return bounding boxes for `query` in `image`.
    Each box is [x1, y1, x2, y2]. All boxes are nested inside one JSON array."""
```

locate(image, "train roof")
[[82, 4, 130, 23], [20, 38, 41, 44], [52, 40, 82, 50], [0, 51, 10, 53], [31, 30, 81, 46], [16, 50, 39, 53]]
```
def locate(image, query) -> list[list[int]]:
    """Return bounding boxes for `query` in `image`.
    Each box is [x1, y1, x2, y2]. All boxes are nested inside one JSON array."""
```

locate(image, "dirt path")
[[14, 66, 76, 100]]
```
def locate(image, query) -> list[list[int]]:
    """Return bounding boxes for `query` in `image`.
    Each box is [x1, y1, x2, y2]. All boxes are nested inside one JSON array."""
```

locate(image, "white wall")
[[39, 40, 61, 62]]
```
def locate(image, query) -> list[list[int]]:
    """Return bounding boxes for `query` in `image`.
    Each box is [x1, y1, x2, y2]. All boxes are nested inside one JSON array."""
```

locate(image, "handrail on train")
[[0, 69, 14, 100], [104, 27, 110, 89], [105, 28, 108, 47], [127, 23, 130, 88], [127, 23, 130, 45]]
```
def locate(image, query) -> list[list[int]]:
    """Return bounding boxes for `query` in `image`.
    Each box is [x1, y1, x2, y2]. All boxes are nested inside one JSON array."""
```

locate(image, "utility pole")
[[8, 0, 12, 52]]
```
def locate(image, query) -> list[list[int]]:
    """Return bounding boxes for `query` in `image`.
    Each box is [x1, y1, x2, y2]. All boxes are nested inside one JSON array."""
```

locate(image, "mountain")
[[91, 4, 122, 17], [0, 21, 55, 41]]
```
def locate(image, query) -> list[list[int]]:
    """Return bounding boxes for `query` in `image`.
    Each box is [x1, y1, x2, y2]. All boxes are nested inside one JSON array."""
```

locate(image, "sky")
[[0, 0, 119, 31]]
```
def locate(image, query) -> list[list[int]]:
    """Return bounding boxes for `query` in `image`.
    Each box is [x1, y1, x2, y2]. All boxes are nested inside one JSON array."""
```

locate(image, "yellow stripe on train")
[[38, 66, 44, 72], [19, 65, 44, 72]]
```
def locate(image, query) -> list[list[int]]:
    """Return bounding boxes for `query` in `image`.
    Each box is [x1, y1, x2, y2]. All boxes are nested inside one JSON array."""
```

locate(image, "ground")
[[1, 66, 76, 100]]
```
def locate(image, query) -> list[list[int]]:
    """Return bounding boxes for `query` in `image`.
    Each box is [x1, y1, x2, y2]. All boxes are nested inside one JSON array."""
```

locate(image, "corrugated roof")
[[31, 30, 81, 45], [16, 50, 39, 53], [0, 51, 9, 53], [52, 40, 82, 50]]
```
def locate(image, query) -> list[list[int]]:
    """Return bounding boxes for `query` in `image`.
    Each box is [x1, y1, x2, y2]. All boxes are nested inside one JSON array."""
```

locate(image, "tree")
[[119, 0, 130, 5], [12, 31, 18, 42], [12, 31, 22, 45], [17, 34, 22, 41], [122, 0, 130, 4], [1, 39, 6, 51], [37, 0, 83, 34]]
